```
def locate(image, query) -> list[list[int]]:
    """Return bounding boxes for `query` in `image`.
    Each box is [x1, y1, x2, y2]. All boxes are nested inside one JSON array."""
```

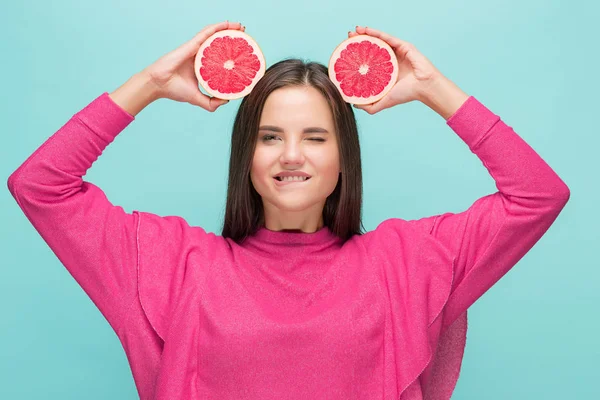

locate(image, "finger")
[[355, 26, 413, 51], [348, 30, 359, 38], [189, 87, 229, 111], [208, 97, 229, 112], [353, 96, 393, 115]]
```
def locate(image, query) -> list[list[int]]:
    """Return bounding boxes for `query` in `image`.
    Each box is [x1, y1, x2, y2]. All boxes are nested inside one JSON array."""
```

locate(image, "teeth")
[[278, 176, 308, 182]]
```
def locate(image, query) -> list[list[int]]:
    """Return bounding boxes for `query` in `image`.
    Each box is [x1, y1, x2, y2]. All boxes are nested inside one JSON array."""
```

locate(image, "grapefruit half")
[[328, 35, 398, 105], [194, 29, 266, 100]]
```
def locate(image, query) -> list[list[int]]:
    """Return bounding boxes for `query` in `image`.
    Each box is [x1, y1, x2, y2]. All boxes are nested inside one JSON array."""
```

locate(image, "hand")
[[349, 26, 444, 114], [142, 21, 245, 112]]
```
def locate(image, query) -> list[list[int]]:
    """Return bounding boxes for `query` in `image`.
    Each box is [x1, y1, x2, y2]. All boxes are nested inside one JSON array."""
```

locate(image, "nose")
[[279, 140, 306, 166]]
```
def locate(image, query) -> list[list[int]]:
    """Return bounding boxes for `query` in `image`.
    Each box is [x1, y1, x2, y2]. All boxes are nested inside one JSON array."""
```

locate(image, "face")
[[250, 85, 341, 229]]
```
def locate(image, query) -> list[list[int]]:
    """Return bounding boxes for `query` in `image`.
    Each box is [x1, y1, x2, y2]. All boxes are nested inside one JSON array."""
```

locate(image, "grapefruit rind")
[[328, 35, 398, 105], [194, 29, 266, 100]]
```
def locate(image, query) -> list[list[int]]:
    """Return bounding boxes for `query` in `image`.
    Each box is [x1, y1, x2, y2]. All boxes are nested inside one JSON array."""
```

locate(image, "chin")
[[266, 192, 327, 211], [272, 199, 317, 212]]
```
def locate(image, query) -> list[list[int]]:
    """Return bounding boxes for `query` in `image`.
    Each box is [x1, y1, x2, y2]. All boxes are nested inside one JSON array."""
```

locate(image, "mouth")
[[273, 176, 312, 186], [273, 176, 311, 182]]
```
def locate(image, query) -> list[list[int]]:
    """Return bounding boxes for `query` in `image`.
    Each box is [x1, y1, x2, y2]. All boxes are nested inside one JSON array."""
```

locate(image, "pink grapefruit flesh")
[[194, 29, 266, 100], [328, 35, 398, 105]]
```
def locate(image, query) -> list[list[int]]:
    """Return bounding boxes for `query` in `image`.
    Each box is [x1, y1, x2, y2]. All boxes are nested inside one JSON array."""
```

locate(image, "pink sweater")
[[7, 92, 569, 399]]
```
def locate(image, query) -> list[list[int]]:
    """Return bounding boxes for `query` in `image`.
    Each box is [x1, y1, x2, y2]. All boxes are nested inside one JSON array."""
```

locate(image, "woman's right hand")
[[143, 21, 245, 112]]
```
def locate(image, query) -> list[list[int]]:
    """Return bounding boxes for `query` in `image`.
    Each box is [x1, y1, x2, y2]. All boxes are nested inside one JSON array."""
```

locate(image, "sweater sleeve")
[[407, 96, 570, 332], [7, 92, 140, 333]]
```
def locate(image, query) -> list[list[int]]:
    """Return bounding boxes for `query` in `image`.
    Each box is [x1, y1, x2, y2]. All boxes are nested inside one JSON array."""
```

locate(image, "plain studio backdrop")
[[0, 0, 596, 398]]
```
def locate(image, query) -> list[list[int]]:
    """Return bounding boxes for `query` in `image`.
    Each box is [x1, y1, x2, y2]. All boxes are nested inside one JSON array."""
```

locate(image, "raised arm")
[[7, 21, 243, 342], [418, 79, 570, 326], [6, 72, 159, 332], [409, 77, 570, 331], [349, 26, 569, 332]]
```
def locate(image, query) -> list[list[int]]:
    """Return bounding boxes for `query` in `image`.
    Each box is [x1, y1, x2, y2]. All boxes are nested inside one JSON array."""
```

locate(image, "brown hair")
[[221, 58, 365, 243]]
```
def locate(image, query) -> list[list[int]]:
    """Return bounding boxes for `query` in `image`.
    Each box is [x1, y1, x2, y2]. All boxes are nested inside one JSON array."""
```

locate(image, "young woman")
[[7, 21, 570, 400]]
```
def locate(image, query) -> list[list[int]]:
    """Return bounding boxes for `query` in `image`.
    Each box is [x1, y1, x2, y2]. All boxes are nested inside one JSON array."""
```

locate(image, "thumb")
[[212, 98, 230, 109], [353, 96, 392, 114], [206, 96, 229, 111], [190, 90, 229, 111]]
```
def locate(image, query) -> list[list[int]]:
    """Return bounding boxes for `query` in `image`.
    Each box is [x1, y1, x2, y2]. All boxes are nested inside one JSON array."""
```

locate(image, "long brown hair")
[[221, 58, 365, 243]]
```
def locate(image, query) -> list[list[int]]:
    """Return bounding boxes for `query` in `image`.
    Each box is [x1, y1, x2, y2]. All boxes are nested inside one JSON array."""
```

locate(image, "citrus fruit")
[[328, 35, 398, 105], [194, 29, 266, 100]]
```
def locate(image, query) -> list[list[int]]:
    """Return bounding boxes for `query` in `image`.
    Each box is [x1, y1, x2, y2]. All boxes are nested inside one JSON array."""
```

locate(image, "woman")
[[7, 21, 570, 399]]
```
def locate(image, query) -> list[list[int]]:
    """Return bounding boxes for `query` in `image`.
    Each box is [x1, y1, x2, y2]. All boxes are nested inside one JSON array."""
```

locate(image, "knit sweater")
[[7, 92, 570, 399]]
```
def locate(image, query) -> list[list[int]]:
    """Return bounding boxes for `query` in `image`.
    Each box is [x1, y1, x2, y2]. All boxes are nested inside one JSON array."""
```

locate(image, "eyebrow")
[[258, 125, 330, 134]]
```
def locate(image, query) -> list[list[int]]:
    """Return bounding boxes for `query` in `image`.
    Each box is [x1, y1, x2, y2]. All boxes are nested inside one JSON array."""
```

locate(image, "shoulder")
[[132, 210, 230, 340], [133, 210, 230, 258], [359, 217, 433, 248], [359, 217, 456, 327], [358, 217, 455, 286]]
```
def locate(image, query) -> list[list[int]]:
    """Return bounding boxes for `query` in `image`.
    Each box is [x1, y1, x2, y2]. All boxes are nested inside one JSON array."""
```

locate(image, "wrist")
[[417, 75, 470, 121], [109, 71, 161, 117]]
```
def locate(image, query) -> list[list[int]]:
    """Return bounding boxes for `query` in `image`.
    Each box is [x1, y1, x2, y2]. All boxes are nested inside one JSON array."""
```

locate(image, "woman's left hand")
[[349, 26, 443, 114]]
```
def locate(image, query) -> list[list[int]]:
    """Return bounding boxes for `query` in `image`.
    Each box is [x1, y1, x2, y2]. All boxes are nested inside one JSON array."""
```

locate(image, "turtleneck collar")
[[241, 225, 343, 253]]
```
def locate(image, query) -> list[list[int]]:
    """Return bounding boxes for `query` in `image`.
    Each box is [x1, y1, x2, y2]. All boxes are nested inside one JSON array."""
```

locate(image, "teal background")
[[1, 0, 596, 398]]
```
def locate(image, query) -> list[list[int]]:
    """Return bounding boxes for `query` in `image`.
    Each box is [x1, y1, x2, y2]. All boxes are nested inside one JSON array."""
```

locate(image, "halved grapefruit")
[[328, 35, 398, 105], [194, 29, 266, 100]]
